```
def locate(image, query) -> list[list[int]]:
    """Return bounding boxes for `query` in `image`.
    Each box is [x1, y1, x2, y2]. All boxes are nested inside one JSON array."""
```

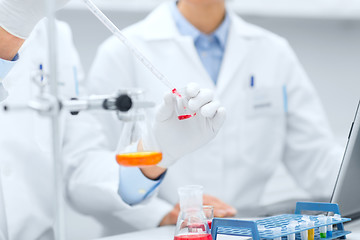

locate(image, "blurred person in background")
[[88, 0, 342, 231], [0, 0, 225, 238]]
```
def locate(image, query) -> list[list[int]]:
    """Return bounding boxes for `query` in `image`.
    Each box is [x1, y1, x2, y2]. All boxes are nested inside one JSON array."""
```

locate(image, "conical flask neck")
[[175, 186, 211, 238], [178, 185, 203, 211]]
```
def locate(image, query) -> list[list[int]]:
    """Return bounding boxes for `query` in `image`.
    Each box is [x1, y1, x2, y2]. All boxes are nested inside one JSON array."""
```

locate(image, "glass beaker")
[[115, 91, 162, 167], [174, 185, 212, 240]]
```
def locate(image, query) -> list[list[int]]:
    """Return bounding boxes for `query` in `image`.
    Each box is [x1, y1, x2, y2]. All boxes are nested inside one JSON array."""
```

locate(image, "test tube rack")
[[211, 202, 351, 240]]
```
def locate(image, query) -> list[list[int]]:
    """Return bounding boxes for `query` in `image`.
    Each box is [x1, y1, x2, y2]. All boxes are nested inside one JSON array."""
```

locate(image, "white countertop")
[[96, 220, 360, 240]]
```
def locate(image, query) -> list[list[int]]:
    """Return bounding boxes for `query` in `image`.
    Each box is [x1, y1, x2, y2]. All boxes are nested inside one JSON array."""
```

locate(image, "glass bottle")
[[174, 185, 212, 240]]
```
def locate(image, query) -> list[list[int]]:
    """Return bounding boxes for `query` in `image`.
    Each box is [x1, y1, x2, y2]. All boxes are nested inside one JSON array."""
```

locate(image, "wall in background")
[[57, 6, 360, 240]]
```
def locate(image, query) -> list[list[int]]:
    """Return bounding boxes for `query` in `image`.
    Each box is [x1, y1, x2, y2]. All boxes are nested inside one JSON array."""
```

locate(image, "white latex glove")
[[0, 0, 71, 39], [148, 83, 226, 168]]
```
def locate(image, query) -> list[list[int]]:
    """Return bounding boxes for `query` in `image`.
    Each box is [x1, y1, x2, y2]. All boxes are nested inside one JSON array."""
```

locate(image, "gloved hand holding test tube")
[[82, 0, 226, 169], [82, 0, 195, 121], [148, 82, 225, 168]]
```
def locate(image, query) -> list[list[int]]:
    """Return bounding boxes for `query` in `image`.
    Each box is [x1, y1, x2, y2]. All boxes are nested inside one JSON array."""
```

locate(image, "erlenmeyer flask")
[[174, 185, 213, 240], [115, 91, 162, 167]]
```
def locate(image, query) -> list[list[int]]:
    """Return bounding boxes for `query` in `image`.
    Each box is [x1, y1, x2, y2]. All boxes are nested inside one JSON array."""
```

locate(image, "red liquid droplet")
[[208, 220, 212, 229], [172, 88, 182, 98], [178, 114, 192, 120], [174, 234, 212, 240]]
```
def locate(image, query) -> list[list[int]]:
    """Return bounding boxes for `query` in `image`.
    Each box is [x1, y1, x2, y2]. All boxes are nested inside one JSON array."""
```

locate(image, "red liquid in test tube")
[[207, 220, 212, 229], [178, 115, 192, 120], [174, 234, 213, 240], [173, 88, 196, 120]]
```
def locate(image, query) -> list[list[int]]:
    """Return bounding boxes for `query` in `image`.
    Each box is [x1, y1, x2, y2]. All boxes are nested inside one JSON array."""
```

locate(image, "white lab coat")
[[88, 2, 343, 229], [0, 20, 140, 239]]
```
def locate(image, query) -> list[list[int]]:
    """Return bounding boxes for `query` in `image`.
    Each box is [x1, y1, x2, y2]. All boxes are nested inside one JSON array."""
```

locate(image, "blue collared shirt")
[[0, 54, 18, 102], [118, 167, 166, 205], [170, 1, 230, 84]]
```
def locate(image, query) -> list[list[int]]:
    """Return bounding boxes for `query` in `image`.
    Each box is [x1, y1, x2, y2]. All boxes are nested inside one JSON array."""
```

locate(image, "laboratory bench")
[[96, 220, 360, 240]]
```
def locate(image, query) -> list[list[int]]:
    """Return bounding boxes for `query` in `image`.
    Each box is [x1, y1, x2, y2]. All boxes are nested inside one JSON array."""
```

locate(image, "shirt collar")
[[170, 1, 230, 49]]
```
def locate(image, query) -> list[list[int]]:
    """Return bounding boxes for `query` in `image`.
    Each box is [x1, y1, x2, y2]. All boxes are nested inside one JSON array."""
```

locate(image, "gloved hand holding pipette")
[[0, 0, 71, 39], [144, 82, 226, 168]]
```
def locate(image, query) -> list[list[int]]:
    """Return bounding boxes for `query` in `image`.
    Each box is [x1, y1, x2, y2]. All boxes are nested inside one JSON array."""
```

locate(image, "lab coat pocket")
[[245, 86, 287, 118]]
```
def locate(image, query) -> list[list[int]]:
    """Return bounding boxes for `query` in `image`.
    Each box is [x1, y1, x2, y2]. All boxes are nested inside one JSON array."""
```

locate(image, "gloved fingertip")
[[212, 107, 226, 132], [200, 101, 220, 118], [156, 92, 176, 122], [164, 92, 176, 105], [185, 82, 200, 98], [188, 89, 214, 111]]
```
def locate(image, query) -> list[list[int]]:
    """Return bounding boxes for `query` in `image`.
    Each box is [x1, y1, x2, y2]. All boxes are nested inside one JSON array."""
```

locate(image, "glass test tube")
[[258, 224, 267, 238], [334, 214, 342, 221], [334, 213, 342, 230], [318, 215, 327, 238], [300, 221, 308, 240], [333, 214, 342, 232], [272, 227, 282, 240], [258, 225, 266, 232], [307, 221, 315, 240], [327, 216, 333, 237], [287, 221, 297, 240]]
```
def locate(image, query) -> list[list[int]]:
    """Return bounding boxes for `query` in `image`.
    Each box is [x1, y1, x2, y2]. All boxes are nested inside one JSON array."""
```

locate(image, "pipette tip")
[[172, 88, 182, 98]]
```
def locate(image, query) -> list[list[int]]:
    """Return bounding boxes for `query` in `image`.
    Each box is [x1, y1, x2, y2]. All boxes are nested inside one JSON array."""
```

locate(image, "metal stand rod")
[[47, 1, 65, 239]]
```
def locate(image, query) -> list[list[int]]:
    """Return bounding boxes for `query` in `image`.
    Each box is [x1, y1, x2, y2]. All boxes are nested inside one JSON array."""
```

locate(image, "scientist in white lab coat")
[[0, 0, 225, 239], [88, 0, 343, 228]]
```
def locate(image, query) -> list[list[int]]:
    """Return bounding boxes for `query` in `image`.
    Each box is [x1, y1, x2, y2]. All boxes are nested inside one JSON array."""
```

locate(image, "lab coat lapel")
[[175, 37, 214, 87], [216, 13, 263, 96]]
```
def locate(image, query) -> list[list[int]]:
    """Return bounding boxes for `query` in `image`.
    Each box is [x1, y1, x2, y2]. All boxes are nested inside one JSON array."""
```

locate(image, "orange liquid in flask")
[[116, 152, 162, 167]]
